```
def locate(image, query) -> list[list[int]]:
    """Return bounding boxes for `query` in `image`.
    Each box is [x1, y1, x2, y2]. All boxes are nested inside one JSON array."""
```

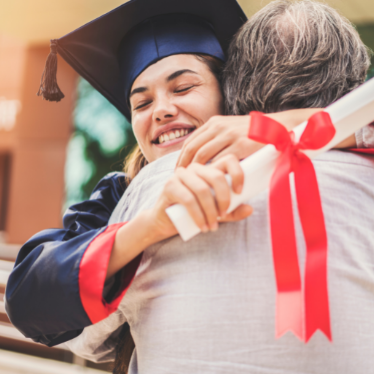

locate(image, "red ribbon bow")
[[248, 111, 335, 342]]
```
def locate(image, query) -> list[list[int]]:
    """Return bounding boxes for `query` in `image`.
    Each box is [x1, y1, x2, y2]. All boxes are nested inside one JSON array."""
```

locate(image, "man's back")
[[68, 150, 374, 374]]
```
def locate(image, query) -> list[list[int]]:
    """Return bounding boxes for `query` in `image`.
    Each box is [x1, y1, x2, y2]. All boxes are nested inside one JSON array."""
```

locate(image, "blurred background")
[[0, 0, 373, 373]]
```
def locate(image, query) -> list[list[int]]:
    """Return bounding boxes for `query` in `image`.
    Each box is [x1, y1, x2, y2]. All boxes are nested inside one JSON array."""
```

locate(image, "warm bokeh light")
[[0, 0, 373, 44]]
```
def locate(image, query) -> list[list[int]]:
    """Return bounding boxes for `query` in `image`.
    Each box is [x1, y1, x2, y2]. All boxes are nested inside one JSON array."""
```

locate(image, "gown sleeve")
[[5, 172, 142, 347]]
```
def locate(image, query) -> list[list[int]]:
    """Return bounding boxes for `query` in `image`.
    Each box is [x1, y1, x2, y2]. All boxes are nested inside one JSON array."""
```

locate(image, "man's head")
[[223, 0, 371, 115]]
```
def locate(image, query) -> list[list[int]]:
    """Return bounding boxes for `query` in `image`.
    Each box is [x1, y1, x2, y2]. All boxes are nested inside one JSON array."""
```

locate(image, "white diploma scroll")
[[166, 78, 374, 241]]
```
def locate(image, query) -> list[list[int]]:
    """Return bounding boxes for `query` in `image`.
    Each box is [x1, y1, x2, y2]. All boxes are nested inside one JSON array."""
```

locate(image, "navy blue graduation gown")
[[5, 172, 142, 347]]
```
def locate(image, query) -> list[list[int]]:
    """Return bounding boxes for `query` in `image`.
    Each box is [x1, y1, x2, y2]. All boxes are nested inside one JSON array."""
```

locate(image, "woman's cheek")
[[187, 90, 222, 121], [132, 115, 148, 146], [180, 95, 209, 121], [134, 112, 156, 158]]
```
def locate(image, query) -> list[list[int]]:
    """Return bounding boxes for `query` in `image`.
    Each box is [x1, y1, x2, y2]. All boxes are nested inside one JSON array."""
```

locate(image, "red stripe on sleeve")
[[79, 223, 142, 324], [348, 148, 374, 155]]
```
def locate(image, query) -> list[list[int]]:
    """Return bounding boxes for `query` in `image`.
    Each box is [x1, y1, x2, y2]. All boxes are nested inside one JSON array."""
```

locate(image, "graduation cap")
[[37, 0, 247, 121]]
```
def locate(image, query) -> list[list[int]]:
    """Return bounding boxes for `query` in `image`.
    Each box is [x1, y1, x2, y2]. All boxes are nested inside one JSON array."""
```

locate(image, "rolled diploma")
[[166, 78, 374, 241]]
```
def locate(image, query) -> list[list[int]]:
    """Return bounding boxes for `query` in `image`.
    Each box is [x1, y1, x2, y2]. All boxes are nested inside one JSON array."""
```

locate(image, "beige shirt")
[[67, 150, 374, 374]]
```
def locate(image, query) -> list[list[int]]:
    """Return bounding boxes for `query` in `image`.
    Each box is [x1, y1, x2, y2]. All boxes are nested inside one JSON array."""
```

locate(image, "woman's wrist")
[[334, 133, 356, 148], [133, 209, 172, 246], [106, 210, 169, 280], [265, 108, 323, 131], [117, 210, 168, 251]]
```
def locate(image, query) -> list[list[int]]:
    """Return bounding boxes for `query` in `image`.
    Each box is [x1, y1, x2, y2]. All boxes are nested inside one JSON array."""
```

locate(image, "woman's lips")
[[152, 123, 196, 142], [154, 130, 194, 148]]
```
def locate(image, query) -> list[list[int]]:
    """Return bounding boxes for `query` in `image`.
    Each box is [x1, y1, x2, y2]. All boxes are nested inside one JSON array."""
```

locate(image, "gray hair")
[[223, 0, 371, 115]]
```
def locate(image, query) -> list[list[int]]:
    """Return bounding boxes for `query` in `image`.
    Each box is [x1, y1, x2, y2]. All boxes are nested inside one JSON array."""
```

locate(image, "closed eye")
[[175, 85, 194, 93], [134, 101, 152, 110]]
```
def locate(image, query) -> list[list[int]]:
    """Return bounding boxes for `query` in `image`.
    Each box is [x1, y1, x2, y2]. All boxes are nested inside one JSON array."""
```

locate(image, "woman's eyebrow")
[[167, 69, 198, 82], [130, 69, 198, 98], [130, 86, 148, 98]]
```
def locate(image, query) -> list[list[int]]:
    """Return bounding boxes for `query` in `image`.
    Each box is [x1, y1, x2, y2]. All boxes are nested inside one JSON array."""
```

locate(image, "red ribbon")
[[248, 111, 335, 342]]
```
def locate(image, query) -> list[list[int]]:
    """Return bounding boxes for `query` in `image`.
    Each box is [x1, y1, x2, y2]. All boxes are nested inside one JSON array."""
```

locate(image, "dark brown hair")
[[223, 0, 371, 115], [113, 323, 135, 374], [123, 54, 224, 183]]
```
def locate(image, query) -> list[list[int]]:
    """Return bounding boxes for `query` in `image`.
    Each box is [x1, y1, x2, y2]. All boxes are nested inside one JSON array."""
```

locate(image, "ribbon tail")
[[276, 290, 303, 340], [294, 154, 332, 342], [270, 150, 303, 340]]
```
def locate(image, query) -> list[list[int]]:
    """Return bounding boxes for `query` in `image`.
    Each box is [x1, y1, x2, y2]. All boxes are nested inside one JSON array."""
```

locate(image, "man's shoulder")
[[314, 149, 374, 168], [91, 172, 128, 196]]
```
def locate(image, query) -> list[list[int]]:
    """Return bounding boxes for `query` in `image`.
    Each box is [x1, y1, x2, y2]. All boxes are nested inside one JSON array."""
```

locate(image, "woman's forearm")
[[106, 156, 254, 280], [334, 134, 356, 148], [266, 108, 323, 131], [106, 211, 166, 280]]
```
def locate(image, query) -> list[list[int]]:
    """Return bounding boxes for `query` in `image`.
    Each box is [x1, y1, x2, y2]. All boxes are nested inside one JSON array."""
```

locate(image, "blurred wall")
[[0, 36, 77, 245]]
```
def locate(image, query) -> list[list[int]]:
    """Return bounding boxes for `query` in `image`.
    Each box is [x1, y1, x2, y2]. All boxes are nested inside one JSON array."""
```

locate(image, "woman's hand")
[[176, 109, 326, 167], [149, 154, 252, 240], [108, 155, 251, 280]]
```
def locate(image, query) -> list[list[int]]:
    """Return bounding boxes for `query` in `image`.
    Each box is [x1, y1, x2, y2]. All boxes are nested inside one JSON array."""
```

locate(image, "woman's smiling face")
[[129, 54, 224, 163]]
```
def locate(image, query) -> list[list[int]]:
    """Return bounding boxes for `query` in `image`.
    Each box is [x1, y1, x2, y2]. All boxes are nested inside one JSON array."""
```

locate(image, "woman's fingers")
[[188, 163, 231, 217], [211, 138, 264, 163], [175, 167, 221, 231], [177, 126, 219, 167], [161, 161, 249, 234], [191, 135, 232, 165], [163, 174, 211, 232], [177, 115, 250, 167], [218, 204, 253, 222], [212, 154, 244, 194]]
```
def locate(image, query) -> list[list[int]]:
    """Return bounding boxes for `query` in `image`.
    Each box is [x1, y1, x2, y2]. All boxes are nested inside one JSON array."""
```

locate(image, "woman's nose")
[[153, 97, 178, 123]]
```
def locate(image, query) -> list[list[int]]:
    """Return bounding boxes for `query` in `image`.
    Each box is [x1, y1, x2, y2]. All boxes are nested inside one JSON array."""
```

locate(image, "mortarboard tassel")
[[37, 39, 65, 102]]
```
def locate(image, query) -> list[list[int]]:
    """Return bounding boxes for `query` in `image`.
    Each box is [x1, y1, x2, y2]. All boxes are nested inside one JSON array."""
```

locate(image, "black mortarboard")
[[37, 0, 247, 121]]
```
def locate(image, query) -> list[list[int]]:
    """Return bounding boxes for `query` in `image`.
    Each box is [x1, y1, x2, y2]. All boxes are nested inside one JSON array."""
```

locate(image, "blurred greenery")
[[65, 24, 374, 207], [357, 24, 374, 79], [65, 79, 136, 207]]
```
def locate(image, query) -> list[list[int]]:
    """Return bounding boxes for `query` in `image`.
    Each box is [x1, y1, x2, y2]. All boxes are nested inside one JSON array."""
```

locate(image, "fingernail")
[[201, 225, 209, 233], [210, 222, 218, 231], [235, 187, 242, 194]]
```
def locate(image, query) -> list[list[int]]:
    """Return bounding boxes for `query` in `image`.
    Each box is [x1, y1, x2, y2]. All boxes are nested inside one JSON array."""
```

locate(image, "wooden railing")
[[0, 244, 110, 373], [0, 348, 106, 374]]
